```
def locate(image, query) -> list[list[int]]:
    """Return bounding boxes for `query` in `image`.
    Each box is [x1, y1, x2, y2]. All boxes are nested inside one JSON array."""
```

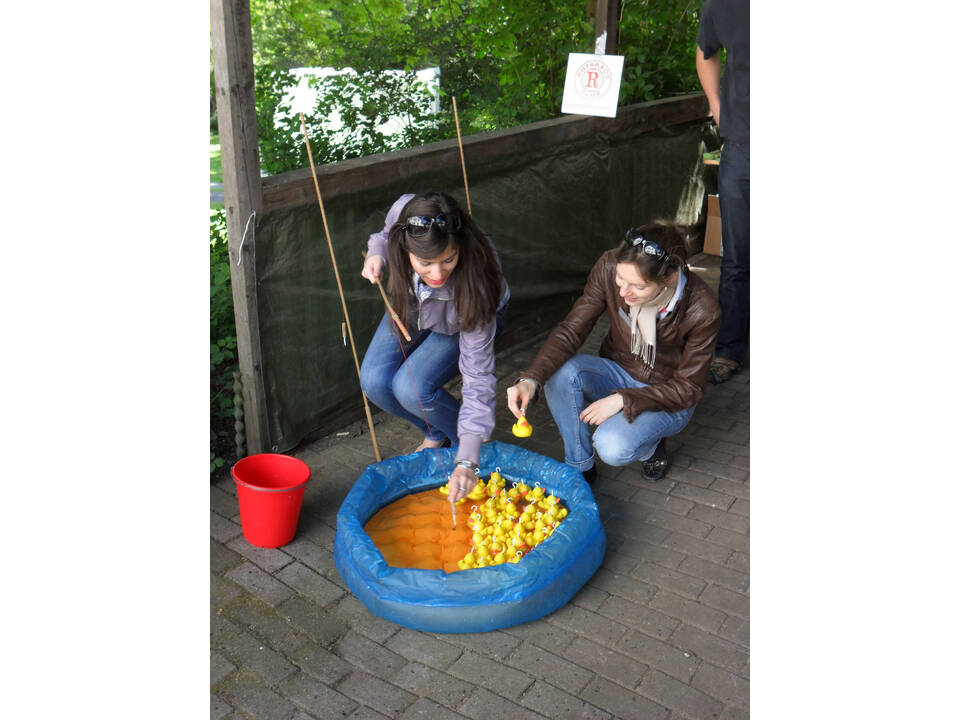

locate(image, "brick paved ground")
[[211, 254, 749, 719]]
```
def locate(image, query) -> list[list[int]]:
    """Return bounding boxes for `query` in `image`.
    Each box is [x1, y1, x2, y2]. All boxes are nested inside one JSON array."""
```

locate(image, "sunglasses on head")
[[402, 212, 462, 237], [624, 228, 667, 261]]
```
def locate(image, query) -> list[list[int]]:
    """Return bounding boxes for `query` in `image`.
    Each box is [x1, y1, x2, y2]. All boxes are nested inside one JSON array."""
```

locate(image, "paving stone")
[[670, 624, 750, 674], [346, 707, 391, 720], [276, 561, 347, 606], [595, 595, 679, 640], [729, 498, 749, 517], [593, 477, 638, 500], [627, 486, 697, 515], [630, 562, 708, 600], [647, 589, 727, 633], [226, 537, 295, 574], [547, 603, 630, 646], [336, 670, 417, 718], [282, 536, 340, 578], [641, 508, 713, 539], [299, 519, 338, 551], [707, 477, 749, 500], [212, 538, 245, 574], [395, 696, 466, 720], [458, 687, 549, 720], [278, 596, 349, 648], [333, 595, 402, 644], [691, 662, 749, 709], [698, 585, 749, 619], [444, 629, 521, 662], [212, 512, 243, 543], [211, 693, 233, 720], [727, 454, 750, 471], [294, 644, 354, 684], [211, 651, 238, 685], [580, 676, 670, 720], [448, 649, 534, 699], [212, 571, 245, 609], [569, 584, 610, 611], [561, 635, 649, 689], [716, 615, 749, 649], [505, 643, 595, 695], [719, 703, 750, 720], [701, 527, 749, 556], [518, 679, 611, 720], [658, 532, 735, 566], [685, 504, 749, 535], [669, 482, 736, 511], [389, 661, 475, 709], [638, 669, 724, 719], [216, 625, 298, 686], [608, 536, 686, 570], [678, 556, 749, 595], [688, 457, 748, 483], [335, 630, 408, 677], [226, 561, 295, 608], [615, 629, 700, 683], [587, 568, 658, 605], [701, 426, 750, 446], [503, 620, 571, 655], [219, 671, 300, 720], [602, 550, 639, 575], [385, 628, 464, 670], [279, 671, 358, 718], [212, 484, 240, 518], [664, 466, 716, 489], [212, 608, 243, 642]]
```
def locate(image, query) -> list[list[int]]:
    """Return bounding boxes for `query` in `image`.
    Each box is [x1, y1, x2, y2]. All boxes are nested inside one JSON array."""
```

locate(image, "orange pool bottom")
[[364, 489, 475, 573]]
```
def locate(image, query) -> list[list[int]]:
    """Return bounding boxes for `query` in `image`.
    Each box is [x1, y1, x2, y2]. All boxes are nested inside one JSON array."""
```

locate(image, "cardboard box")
[[703, 194, 722, 256]]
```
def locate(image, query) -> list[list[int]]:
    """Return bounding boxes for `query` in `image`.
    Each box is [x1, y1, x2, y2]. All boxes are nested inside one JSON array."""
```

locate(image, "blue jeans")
[[543, 355, 696, 472], [359, 307, 506, 444], [716, 139, 750, 363]]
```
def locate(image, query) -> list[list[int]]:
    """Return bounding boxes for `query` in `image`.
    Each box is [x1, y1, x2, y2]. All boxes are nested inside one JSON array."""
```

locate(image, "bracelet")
[[454, 459, 479, 473]]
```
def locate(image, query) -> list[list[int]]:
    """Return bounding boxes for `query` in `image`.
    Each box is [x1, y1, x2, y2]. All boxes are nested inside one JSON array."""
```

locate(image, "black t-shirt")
[[697, 0, 750, 144]]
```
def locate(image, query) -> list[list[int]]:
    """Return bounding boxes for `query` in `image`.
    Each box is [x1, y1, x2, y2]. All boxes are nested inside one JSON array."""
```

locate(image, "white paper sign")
[[560, 53, 625, 118]]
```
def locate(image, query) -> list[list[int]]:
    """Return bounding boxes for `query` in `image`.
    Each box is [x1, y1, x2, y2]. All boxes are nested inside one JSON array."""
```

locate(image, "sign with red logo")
[[561, 53, 624, 118]]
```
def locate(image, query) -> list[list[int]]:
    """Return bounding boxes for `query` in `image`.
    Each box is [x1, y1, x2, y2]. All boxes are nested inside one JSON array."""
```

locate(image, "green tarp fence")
[[254, 119, 716, 452]]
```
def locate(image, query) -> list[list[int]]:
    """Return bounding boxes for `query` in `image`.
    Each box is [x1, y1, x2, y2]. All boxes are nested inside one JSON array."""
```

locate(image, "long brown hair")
[[615, 219, 689, 284], [385, 191, 504, 334]]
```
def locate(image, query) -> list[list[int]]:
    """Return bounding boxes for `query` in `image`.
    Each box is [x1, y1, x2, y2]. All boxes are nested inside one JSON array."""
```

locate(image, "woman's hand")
[[361, 254, 385, 284], [579, 393, 624, 426], [447, 466, 478, 505], [506, 379, 536, 419]]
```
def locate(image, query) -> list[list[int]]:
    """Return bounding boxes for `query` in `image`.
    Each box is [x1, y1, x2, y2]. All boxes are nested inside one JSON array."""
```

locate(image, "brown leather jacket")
[[520, 250, 721, 422]]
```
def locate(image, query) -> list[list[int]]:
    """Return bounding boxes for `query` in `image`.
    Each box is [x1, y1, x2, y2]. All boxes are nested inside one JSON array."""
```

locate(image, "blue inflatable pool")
[[334, 441, 606, 633]]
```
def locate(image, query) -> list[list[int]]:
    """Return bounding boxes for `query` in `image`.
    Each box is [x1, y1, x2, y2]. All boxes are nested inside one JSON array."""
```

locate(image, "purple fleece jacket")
[[367, 194, 510, 465]]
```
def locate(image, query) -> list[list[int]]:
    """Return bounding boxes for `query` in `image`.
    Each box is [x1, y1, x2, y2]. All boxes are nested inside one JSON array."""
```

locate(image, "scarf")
[[628, 284, 675, 368]]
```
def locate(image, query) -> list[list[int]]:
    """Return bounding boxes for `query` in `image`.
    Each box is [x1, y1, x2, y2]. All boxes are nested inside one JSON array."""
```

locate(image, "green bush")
[[210, 208, 237, 438]]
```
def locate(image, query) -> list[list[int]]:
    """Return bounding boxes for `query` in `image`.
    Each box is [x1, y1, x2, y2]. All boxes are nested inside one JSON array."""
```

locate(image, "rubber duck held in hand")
[[511, 415, 532, 437]]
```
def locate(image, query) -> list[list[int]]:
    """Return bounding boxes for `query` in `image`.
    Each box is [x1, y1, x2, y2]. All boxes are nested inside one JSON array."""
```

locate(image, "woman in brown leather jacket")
[[506, 220, 721, 483]]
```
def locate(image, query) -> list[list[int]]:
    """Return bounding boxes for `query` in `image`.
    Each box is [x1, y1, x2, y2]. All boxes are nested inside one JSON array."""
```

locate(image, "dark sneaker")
[[709, 357, 740, 384], [641, 439, 670, 482], [582, 466, 597, 485]]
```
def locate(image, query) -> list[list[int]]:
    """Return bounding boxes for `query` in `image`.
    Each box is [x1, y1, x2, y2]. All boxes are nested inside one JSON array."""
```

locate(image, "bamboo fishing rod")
[[362, 251, 412, 342], [451, 96, 472, 216], [299, 112, 382, 462]]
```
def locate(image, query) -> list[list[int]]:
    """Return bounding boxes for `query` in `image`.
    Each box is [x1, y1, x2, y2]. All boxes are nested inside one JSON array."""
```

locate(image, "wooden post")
[[211, 0, 269, 455], [594, 0, 620, 55]]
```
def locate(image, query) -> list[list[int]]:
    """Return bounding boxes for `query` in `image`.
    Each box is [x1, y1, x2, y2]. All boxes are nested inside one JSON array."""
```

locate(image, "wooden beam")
[[594, 0, 619, 55], [261, 94, 709, 213], [211, 0, 269, 455]]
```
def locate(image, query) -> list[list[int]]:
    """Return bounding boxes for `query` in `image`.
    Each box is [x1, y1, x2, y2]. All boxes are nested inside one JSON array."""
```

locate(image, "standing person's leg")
[[713, 139, 750, 382], [543, 355, 633, 474]]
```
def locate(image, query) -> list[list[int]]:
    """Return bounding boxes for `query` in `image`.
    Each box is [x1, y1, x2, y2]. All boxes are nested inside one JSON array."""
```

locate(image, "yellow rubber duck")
[[511, 416, 532, 437]]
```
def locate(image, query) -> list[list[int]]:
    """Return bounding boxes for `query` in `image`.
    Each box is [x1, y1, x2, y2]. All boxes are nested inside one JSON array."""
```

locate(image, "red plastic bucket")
[[232, 453, 311, 548]]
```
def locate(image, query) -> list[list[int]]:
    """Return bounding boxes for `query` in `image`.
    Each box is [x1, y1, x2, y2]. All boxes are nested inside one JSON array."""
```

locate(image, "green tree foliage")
[[245, 0, 704, 174]]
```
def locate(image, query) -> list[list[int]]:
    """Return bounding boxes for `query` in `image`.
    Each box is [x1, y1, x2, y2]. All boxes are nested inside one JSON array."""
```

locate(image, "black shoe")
[[708, 357, 740, 384], [641, 440, 670, 482], [582, 466, 597, 485]]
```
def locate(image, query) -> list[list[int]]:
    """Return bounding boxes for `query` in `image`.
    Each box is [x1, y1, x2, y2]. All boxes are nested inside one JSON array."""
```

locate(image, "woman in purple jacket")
[[360, 191, 510, 503]]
